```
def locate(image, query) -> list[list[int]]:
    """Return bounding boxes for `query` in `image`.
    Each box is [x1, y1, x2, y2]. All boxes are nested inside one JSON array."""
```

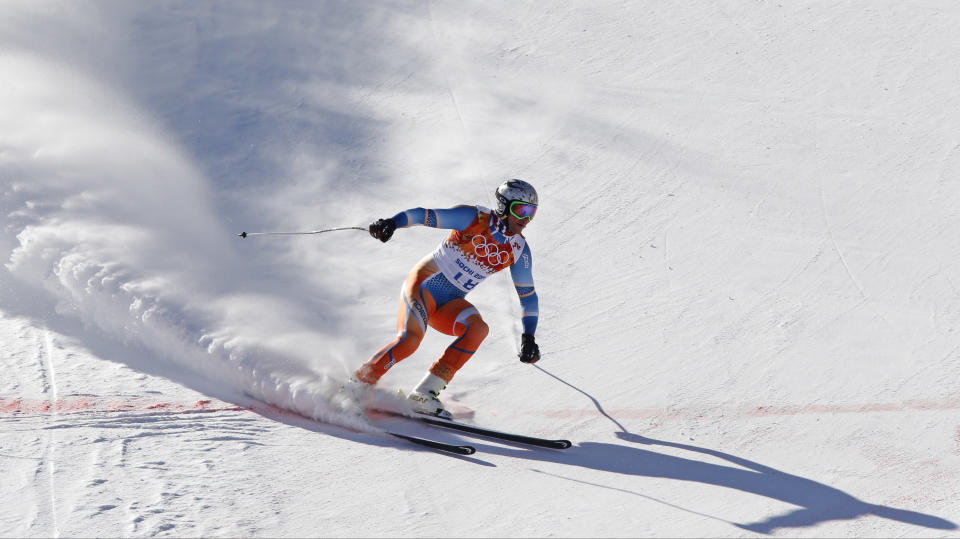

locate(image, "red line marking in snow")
[[533, 397, 960, 422], [0, 399, 22, 414], [0, 397, 245, 416], [748, 398, 960, 417], [5, 396, 959, 425]]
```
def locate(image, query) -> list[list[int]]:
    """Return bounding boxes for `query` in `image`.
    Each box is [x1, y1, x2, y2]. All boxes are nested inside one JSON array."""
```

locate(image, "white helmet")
[[495, 179, 538, 217]]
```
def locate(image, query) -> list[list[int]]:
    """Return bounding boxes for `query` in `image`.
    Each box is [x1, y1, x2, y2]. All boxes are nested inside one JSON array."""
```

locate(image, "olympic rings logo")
[[471, 235, 512, 266]]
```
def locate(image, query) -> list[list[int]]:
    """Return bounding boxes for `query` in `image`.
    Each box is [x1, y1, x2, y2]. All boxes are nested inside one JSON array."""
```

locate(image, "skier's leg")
[[354, 265, 438, 384], [426, 299, 489, 383]]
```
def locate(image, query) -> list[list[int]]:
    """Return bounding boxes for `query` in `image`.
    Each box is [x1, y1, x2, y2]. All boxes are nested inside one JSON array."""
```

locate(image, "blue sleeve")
[[510, 243, 538, 335], [391, 205, 476, 231]]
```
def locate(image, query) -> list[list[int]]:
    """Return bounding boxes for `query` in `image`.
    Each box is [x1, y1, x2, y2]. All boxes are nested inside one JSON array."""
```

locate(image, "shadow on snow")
[[524, 365, 957, 535]]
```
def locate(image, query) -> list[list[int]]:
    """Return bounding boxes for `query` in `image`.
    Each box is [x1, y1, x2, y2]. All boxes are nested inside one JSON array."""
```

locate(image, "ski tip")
[[555, 440, 573, 449]]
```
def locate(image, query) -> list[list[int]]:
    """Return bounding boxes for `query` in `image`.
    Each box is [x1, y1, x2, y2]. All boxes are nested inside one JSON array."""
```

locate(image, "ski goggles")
[[509, 201, 538, 220]]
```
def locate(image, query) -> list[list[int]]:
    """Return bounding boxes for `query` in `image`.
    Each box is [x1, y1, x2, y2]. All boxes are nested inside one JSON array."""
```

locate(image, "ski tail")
[[388, 432, 476, 455]]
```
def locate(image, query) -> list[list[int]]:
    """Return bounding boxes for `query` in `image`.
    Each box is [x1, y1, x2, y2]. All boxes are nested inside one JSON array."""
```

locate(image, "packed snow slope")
[[2, 1, 959, 537]]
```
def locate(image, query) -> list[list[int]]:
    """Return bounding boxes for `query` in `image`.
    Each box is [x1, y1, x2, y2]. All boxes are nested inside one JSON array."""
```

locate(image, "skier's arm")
[[510, 244, 540, 363], [510, 243, 539, 336], [391, 206, 477, 231], [369, 206, 476, 242]]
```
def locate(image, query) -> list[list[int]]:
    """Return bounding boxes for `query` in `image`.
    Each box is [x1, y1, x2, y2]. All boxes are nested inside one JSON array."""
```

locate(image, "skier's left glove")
[[519, 333, 540, 364], [369, 218, 397, 243]]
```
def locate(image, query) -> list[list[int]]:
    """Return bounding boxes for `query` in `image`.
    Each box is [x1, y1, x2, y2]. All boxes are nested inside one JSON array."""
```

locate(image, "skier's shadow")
[[502, 366, 958, 535]]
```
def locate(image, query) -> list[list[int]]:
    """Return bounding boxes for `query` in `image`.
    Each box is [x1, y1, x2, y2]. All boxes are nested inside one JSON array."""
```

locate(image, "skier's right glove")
[[519, 333, 540, 364], [369, 218, 397, 243]]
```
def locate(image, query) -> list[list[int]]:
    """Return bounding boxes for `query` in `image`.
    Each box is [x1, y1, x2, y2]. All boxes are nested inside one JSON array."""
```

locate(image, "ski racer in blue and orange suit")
[[354, 179, 541, 417]]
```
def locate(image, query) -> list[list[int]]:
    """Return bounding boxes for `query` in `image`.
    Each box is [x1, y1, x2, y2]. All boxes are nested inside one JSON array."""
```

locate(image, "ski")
[[411, 413, 572, 450], [388, 431, 476, 455], [242, 393, 476, 456]]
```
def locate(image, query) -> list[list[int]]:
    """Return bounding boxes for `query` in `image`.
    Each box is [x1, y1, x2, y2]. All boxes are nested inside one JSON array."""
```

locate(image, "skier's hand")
[[369, 218, 397, 243], [519, 333, 540, 364]]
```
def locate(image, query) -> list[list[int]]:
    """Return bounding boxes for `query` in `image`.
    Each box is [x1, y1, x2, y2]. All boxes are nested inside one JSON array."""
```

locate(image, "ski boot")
[[406, 372, 452, 420]]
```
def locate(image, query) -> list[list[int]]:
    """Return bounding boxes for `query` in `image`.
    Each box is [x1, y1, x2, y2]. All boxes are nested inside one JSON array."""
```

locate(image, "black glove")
[[519, 333, 540, 364], [368, 218, 397, 243]]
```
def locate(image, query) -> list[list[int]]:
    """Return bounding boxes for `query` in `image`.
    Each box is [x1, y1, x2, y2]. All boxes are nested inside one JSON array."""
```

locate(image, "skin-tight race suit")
[[355, 205, 538, 385]]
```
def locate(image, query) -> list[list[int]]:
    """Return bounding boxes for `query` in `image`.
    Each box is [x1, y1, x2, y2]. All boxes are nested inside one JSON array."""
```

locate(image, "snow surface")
[[2, 1, 960, 537]]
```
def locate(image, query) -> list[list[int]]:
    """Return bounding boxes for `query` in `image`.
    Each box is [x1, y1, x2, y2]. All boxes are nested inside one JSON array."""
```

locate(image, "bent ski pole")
[[238, 226, 365, 239]]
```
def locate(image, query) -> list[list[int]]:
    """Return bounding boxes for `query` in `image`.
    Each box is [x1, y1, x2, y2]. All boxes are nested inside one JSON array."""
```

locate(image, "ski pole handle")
[[238, 226, 365, 238]]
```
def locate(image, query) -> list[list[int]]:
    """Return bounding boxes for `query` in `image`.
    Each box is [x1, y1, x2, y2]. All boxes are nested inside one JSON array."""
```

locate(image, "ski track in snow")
[[38, 328, 59, 539]]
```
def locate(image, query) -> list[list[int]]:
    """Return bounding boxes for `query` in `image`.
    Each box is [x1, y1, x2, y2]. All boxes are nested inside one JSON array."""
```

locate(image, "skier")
[[353, 179, 541, 419]]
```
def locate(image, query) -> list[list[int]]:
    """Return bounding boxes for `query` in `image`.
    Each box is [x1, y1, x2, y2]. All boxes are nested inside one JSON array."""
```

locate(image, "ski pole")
[[238, 226, 366, 239]]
